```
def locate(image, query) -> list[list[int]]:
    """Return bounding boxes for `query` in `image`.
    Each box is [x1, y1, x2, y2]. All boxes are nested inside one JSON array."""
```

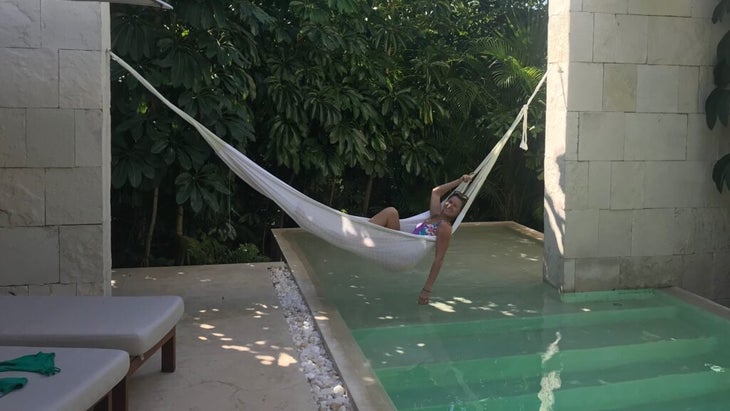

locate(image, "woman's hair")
[[448, 191, 469, 204]]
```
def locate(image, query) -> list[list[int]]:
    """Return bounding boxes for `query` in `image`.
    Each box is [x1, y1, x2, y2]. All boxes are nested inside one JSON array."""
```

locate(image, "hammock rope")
[[110, 51, 546, 270]]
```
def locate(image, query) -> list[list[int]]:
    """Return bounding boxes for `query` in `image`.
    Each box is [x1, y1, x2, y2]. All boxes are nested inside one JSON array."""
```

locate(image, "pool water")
[[275, 224, 730, 411]]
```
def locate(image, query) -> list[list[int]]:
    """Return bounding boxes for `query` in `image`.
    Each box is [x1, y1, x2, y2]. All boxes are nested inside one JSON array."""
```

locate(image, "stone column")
[[0, 1, 111, 295], [544, 0, 730, 302]]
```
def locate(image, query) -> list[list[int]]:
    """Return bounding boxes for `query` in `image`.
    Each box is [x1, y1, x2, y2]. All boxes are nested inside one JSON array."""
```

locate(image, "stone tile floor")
[[112, 262, 315, 411]]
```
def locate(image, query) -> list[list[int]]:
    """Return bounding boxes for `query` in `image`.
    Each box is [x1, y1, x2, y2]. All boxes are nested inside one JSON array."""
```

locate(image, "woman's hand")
[[460, 174, 472, 183], [418, 288, 431, 305]]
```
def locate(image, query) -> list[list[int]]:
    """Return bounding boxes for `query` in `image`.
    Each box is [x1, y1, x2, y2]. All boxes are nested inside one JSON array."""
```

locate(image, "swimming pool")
[[274, 223, 730, 411]]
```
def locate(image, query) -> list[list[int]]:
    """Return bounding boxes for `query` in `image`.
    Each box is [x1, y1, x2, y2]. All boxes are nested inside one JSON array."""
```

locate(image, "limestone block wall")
[[545, 0, 730, 303], [0, 1, 111, 295]]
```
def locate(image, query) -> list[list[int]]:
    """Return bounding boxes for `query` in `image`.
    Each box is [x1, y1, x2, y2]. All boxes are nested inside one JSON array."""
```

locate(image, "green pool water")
[[277, 224, 730, 411]]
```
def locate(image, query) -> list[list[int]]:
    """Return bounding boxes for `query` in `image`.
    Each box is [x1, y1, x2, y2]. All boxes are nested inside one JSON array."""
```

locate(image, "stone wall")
[[545, 0, 730, 303], [0, 1, 111, 295]]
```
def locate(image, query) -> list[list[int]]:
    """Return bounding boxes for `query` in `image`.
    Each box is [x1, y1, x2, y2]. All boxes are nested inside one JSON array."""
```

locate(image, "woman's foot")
[[418, 288, 431, 305]]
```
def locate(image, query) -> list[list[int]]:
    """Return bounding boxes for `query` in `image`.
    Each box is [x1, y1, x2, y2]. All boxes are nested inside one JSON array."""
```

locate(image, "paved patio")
[[111, 262, 315, 411]]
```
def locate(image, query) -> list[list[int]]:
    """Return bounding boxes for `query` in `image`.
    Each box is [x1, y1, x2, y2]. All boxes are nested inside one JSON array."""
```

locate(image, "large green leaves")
[[713, 0, 730, 23], [112, 0, 264, 212], [110, 0, 551, 266], [111, 135, 158, 189], [713, 153, 730, 192], [709, 0, 730, 193], [175, 164, 231, 213], [706, 87, 730, 129]]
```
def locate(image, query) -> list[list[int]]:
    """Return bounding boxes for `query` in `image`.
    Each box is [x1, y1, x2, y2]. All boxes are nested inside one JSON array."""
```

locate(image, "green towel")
[[0, 377, 28, 397], [0, 352, 60, 376]]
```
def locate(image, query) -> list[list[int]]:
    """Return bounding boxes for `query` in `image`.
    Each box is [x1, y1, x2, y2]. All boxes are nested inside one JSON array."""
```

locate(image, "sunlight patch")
[[222, 345, 251, 352], [278, 352, 298, 367], [431, 302, 455, 313], [705, 363, 726, 373], [256, 354, 275, 365]]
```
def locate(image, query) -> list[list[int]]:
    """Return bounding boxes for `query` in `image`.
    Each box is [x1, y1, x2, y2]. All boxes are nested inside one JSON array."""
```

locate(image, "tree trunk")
[[141, 187, 159, 267], [176, 205, 184, 236], [328, 179, 336, 207], [176, 205, 185, 265], [361, 175, 373, 216]]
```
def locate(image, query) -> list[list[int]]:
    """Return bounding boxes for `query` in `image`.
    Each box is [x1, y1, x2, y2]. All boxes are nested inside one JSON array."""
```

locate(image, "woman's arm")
[[418, 223, 452, 304], [428, 175, 471, 216]]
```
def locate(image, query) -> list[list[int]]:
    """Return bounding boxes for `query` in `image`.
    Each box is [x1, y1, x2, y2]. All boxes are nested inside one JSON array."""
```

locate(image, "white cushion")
[[0, 346, 128, 411], [0, 296, 184, 355]]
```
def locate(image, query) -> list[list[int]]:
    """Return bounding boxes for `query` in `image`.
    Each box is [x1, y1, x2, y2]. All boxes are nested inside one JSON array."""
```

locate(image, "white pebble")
[[270, 267, 352, 411]]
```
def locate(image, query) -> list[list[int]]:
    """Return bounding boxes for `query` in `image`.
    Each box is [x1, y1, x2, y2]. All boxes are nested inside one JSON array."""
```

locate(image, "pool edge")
[[272, 227, 397, 411], [660, 286, 730, 322]]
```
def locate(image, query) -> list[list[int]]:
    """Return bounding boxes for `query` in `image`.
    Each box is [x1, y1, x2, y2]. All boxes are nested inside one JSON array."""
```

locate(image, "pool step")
[[614, 388, 730, 411], [359, 315, 706, 368], [375, 336, 718, 394], [396, 369, 730, 411], [353, 304, 678, 342], [385, 350, 725, 409]]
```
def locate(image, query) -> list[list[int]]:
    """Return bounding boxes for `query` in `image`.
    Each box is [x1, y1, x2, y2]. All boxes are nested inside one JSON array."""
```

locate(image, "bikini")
[[412, 221, 440, 236]]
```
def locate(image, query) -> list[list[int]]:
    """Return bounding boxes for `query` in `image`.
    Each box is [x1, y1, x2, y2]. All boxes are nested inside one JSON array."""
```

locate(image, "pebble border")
[[270, 266, 354, 411]]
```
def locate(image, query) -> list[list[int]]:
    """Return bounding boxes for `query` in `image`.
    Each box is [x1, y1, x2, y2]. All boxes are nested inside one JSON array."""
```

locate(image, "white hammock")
[[110, 52, 546, 270]]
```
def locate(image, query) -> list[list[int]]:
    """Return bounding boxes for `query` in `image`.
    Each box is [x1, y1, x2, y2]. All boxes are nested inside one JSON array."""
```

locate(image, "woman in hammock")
[[369, 174, 472, 304]]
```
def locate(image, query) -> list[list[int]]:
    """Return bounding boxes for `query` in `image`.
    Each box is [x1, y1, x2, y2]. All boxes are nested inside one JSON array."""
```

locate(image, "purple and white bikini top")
[[412, 221, 440, 236]]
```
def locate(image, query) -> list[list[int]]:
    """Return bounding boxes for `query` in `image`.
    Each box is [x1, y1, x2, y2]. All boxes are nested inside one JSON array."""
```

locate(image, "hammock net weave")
[[110, 52, 546, 270]]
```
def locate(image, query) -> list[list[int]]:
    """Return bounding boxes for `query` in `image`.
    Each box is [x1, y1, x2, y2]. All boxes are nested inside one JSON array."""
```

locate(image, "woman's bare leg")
[[369, 207, 400, 231]]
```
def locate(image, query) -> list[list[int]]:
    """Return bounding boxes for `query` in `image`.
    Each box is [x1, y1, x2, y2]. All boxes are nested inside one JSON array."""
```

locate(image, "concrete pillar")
[[0, 1, 111, 295], [544, 0, 730, 303]]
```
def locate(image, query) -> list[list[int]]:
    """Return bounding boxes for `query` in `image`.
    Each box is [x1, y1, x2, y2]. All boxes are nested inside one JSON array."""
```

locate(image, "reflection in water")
[[538, 331, 562, 411]]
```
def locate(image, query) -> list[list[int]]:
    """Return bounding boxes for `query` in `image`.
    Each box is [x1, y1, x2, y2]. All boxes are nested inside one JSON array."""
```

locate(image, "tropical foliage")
[[709, 0, 730, 191], [110, 0, 547, 267]]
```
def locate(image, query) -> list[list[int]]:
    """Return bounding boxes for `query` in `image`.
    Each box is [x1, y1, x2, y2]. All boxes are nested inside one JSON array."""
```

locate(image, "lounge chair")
[[0, 295, 184, 410], [0, 346, 129, 411]]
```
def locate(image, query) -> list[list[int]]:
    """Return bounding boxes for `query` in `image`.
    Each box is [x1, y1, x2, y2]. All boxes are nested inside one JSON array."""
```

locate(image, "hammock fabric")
[[110, 52, 546, 270]]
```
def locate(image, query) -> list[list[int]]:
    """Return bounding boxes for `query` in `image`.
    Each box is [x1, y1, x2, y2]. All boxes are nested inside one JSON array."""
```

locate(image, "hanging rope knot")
[[520, 104, 529, 151]]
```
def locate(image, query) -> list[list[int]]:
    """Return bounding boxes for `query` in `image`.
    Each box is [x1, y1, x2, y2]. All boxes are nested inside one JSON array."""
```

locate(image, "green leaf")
[[713, 0, 730, 23], [720, 89, 730, 127], [111, 162, 128, 189], [706, 88, 721, 129], [712, 154, 730, 192], [189, 188, 203, 213], [175, 183, 191, 204], [150, 139, 168, 154], [718, 32, 730, 62], [200, 188, 219, 213]]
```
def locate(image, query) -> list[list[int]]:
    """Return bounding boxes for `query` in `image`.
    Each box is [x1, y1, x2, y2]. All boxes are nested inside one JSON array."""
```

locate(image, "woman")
[[369, 174, 472, 304]]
